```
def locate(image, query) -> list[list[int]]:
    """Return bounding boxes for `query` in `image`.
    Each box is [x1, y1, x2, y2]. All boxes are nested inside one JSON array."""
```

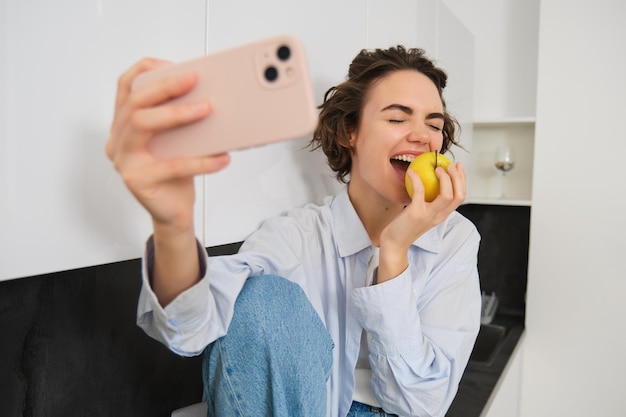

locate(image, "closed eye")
[[389, 119, 405, 124], [429, 124, 443, 131]]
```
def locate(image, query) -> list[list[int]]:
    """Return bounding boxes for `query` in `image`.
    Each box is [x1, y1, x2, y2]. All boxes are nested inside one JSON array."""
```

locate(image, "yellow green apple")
[[405, 152, 453, 202]]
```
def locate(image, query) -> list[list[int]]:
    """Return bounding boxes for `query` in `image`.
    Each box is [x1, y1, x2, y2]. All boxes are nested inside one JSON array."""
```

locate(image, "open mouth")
[[390, 155, 415, 178]]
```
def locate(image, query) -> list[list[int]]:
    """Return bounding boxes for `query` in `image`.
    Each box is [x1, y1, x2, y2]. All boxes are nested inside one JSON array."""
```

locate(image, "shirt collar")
[[329, 186, 443, 257]]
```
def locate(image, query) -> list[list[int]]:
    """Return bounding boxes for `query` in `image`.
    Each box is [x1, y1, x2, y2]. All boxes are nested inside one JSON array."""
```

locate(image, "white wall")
[[0, 0, 207, 280], [523, 1, 626, 416], [0, 0, 473, 280]]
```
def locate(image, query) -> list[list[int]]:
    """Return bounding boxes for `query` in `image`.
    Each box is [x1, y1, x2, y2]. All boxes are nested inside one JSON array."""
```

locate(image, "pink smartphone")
[[131, 35, 318, 159]]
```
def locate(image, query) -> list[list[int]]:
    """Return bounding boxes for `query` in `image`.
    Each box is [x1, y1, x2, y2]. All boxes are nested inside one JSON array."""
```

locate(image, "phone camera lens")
[[264, 66, 278, 82], [277, 45, 291, 61]]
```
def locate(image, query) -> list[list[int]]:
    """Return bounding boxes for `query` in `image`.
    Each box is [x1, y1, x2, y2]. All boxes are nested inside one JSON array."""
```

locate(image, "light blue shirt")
[[137, 186, 481, 417]]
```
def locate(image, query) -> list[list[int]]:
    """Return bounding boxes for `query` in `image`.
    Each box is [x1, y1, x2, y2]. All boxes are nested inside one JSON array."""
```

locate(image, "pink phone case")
[[132, 35, 318, 159]]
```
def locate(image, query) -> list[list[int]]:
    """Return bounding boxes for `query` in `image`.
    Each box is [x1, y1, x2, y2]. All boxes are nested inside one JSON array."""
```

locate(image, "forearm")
[[377, 245, 408, 284], [152, 222, 202, 307]]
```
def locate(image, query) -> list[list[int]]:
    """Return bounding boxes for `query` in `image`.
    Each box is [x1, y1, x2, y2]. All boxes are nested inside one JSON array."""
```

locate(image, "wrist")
[[152, 221, 199, 268], [377, 246, 408, 283], [151, 223, 202, 307], [152, 218, 196, 243]]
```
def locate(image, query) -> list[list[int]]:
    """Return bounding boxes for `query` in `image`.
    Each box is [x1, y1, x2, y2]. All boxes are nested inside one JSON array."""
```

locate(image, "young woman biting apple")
[[107, 45, 480, 417]]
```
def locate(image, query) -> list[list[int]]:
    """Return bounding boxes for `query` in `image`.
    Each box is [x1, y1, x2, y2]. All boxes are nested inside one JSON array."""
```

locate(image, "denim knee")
[[202, 275, 334, 417]]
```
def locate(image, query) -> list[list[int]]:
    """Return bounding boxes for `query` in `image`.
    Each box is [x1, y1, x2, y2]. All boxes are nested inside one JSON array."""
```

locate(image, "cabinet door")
[[201, 0, 365, 246], [0, 0, 477, 279], [0, 0, 206, 280], [365, 0, 474, 171], [366, 0, 422, 48], [433, 2, 474, 180]]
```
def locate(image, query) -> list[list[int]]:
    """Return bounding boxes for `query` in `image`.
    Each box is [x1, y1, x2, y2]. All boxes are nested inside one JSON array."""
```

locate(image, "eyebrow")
[[381, 104, 444, 120], [381, 104, 413, 114]]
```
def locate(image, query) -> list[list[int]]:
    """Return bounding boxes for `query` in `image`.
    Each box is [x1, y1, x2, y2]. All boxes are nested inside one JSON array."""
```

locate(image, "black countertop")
[[446, 313, 525, 417]]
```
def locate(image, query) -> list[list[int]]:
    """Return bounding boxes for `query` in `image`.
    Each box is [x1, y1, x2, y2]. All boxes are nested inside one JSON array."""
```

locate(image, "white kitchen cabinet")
[[1, 0, 476, 280], [443, 0, 539, 207], [199, 0, 364, 246], [466, 119, 535, 205], [365, 0, 475, 186], [432, 1, 475, 179], [200, 0, 474, 247], [0, 0, 207, 281]]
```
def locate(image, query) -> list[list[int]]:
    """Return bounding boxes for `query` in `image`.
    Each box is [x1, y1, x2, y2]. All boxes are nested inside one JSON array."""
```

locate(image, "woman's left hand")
[[377, 162, 466, 283]]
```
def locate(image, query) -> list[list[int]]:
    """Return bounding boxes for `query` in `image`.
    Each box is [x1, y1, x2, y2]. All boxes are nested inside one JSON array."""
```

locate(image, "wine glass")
[[494, 144, 516, 198]]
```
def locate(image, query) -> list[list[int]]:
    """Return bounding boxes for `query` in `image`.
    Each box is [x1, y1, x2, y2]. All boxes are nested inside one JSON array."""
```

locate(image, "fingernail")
[[214, 153, 230, 165]]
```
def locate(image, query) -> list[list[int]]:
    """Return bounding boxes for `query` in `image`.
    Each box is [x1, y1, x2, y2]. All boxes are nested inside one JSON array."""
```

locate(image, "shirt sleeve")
[[136, 236, 245, 357], [350, 218, 481, 417], [135, 218, 305, 358]]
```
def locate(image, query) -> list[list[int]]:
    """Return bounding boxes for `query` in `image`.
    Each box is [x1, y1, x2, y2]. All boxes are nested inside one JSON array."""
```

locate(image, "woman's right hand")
[[106, 58, 231, 306], [105, 58, 231, 235]]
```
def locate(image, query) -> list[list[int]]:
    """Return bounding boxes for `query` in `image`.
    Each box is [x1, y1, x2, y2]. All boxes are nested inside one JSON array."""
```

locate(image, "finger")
[[128, 71, 200, 110], [120, 153, 231, 195], [435, 166, 454, 203], [112, 95, 211, 159], [116, 58, 172, 110], [446, 162, 467, 203], [115, 72, 203, 156], [405, 169, 425, 202], [447, 162, 466, 184], [152, 153, 231, 182], [129, 100, 212, 137], [108, 58, 172, 159]]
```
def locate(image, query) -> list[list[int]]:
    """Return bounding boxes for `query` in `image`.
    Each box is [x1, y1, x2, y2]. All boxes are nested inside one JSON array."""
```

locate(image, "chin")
[[391, 188, 412, 206]]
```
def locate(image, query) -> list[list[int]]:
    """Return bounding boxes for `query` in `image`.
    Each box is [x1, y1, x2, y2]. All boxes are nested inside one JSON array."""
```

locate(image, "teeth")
[[391, 155, 415, 163]]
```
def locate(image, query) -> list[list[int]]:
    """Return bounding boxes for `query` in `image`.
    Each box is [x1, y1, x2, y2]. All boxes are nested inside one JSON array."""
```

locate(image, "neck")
[[347, 183, 404, 247]]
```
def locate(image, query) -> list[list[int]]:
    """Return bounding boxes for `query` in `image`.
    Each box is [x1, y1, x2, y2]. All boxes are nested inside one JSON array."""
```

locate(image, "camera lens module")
[[277, 45, 291, 61], [264, 66, 278, 82]]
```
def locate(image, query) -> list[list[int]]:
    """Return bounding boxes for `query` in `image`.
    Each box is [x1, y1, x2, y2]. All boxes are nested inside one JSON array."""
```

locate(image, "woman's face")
[[348, 69, 445, 207]]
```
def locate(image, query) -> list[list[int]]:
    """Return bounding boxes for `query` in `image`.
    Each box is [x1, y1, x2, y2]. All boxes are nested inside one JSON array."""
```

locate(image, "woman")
[[106, 45, 481, 417]]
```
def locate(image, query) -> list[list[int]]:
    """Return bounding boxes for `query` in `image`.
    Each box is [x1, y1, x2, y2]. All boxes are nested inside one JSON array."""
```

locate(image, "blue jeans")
[[202, 275, 397, 417], [202, 275, 334, 417], [347, 401, 398, 417]]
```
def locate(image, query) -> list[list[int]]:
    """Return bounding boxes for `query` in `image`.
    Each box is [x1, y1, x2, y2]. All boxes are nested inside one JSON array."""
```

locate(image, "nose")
[[406, 122, 431, 145]]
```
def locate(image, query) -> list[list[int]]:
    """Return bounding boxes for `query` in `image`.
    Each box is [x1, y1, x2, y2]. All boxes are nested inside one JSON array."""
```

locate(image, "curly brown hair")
[[309, 45, 461, 183]]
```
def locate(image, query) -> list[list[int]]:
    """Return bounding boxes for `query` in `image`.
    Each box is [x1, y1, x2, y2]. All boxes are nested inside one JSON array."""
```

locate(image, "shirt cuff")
[[136, 235, 212, 356], [350, 269, 422, 354]]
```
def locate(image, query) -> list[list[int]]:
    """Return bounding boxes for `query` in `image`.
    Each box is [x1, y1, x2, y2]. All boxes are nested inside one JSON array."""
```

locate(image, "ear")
[[336, 125, 356, 150], [346, 127, 358, 147]]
